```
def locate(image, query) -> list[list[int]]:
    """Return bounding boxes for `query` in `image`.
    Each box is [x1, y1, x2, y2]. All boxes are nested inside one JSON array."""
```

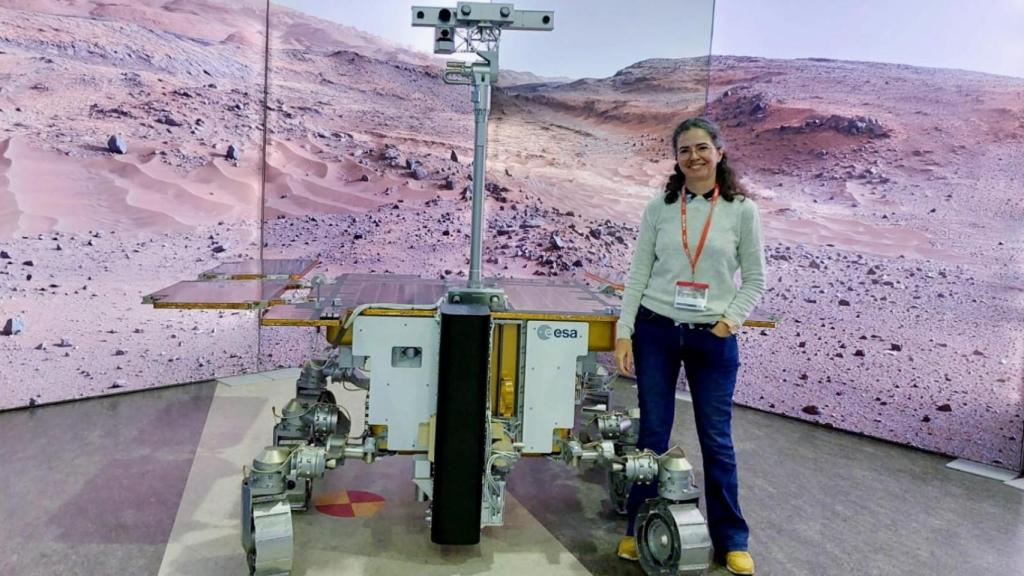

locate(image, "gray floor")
[[0, 381, 216, 576], [0, 378, 1021, 576]]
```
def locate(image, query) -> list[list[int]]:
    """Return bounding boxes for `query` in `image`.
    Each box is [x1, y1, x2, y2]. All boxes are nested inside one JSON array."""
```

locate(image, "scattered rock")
[[114, 349, 128, 356], [890, 343, 902, 352], [107, 135, 128, 154], [936, 403, 952, 412], [445, 177, 456, 190], [838, 299, 850, 306], [226, 144, 240, 161], [383, 146, 402, 167], [550, 232, 565, 250], [412, 166, 429, 180], [156, 114, 185, 127], [212, 244, 226, 254], [0, 250, 9, 259], [28, 398, 38, 407], [2, 317, 25, 335], [35, 342, 47, 350], [450, 149, 459, 162], [801, 405, 821, 416], [55, 338, 73, 348], [358, 174, 370, 182], [783, 114, 891, 138]]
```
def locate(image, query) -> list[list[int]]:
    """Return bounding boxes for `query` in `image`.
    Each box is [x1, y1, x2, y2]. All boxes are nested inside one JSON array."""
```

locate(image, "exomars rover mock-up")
[[144, 4, 776, 575]]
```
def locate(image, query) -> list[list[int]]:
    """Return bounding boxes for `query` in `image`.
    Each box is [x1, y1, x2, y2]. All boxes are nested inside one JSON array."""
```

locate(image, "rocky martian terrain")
[[0, 1, 1020, 470]]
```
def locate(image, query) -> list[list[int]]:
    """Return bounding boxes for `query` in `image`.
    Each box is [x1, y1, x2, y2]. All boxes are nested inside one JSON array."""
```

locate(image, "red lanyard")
[[680, 184, 719, 276]]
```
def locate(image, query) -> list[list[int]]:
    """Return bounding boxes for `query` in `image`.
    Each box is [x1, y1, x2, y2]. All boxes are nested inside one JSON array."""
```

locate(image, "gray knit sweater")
[[616, 191, 766, 339]]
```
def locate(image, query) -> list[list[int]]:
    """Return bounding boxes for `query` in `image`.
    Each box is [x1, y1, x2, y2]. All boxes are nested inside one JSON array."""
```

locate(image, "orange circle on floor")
[[314, 490, 387, 518]]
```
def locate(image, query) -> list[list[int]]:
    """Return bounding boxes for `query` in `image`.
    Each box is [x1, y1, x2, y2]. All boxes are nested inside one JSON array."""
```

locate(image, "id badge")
[[675, 281, 709, 311]]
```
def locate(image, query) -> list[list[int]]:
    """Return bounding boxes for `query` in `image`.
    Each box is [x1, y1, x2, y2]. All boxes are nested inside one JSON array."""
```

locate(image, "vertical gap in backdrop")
[[705, 0, 716, 115], [678, 0, 717, 396], [1019, 402, 1024, 474], [256, 0, 272, 371]]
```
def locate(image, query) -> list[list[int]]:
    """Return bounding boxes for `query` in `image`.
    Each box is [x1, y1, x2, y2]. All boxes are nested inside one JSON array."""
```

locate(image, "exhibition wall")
[[1, 0, 1019, 473], [0, 0, 268, 409], [255, 0, 715, 371], [706, 1, 1024, 471], [255, 0, 478, 370], [487, 1, 1024, 472]]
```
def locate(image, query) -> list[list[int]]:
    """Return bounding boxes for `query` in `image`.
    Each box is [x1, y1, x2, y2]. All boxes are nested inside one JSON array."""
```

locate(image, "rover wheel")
[[243, 497, 293, 576], [636, 499, 711, 576]]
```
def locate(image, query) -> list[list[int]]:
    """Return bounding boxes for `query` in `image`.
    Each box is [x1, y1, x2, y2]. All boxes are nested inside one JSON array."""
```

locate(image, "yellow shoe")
[[616, 536, 639, 562], [725, 550, 755, 575]]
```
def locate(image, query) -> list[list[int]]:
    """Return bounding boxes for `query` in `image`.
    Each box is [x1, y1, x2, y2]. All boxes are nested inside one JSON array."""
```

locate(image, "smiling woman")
[[614, 116, 765, 574]]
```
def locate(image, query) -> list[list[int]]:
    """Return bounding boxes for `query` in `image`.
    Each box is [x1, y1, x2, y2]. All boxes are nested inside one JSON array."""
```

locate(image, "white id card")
[[674, 281, 710, 311]]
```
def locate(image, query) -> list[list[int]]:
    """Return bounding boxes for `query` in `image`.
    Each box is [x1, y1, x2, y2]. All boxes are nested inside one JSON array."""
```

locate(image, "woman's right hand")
[[615, 338, 634, 377]]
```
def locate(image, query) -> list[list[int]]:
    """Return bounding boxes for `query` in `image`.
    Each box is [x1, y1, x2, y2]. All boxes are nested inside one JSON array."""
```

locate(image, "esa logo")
[[537, 324, 580, 340]]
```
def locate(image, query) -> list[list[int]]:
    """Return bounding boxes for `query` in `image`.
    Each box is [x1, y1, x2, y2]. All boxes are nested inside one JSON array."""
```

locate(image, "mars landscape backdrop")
[[0, 0, 1020, 471]]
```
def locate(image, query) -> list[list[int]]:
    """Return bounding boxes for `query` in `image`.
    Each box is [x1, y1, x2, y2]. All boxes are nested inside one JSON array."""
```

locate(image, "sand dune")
[[0, 137, 262, 236], [761, 210, 963, 262], [3, 137, 189, 234], [268, 139, 331, 180]]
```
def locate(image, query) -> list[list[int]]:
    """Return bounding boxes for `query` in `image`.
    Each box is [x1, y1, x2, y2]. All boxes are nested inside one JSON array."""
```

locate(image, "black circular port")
[[440, 29, 451, 39], [439, 8, 452, 22], [287, 479, 297, 490], [416, 10, 425, 19], [542, 15, 551, 24]]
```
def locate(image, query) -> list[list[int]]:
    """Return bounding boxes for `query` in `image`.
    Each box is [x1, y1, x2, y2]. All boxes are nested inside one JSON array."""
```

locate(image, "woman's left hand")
[[711, 321, 732, 338]]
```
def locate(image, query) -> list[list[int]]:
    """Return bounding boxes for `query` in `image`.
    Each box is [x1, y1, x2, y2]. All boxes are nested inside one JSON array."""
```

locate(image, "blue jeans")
[[625, 305, 749, 553]]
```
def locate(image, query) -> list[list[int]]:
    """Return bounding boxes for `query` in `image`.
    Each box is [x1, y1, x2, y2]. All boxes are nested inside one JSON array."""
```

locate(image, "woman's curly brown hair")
[[664, 116, 749, 204]]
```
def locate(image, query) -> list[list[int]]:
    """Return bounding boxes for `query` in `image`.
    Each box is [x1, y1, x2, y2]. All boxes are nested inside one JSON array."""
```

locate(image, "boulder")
[[2, 317, 25, 336], [107, 135, 128, 154]]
